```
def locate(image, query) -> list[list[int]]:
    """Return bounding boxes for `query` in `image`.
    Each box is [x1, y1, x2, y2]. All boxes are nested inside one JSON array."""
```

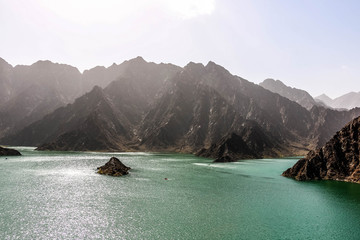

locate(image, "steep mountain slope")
[[283, 116, 360, 183], [81, 56, 180, 93], [315, 94, 333, 107], [259, 78, 317, 110], [309, 106, 360, 147], [139, 62, 314, 157], [3, 86, 131, 150], [1, 60, 181, 150], [0, 58, 14, 105], [0, 57, 181, 140], [333, 92, 360, 109], [2, 58, 360, 161], [0, 60, 83, 138]]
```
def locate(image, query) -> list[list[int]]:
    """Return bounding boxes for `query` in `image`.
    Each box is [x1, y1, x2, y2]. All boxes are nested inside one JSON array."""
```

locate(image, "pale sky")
[[1, 0, 360, 98]]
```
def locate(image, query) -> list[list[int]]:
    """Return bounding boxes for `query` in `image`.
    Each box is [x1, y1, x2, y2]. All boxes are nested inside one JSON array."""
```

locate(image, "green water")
[[1, 147, 360, 239]]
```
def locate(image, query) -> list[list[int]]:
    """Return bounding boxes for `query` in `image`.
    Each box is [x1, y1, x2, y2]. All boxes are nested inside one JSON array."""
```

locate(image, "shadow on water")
[[306, 180, 360, 203]]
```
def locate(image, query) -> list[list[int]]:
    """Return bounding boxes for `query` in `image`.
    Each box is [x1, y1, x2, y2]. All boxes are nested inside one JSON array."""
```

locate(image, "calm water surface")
[[1, 147, 360, 239]]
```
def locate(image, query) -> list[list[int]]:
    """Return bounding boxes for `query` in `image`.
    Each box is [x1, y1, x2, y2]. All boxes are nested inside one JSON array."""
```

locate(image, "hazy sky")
[[1, 0, 360, 98]]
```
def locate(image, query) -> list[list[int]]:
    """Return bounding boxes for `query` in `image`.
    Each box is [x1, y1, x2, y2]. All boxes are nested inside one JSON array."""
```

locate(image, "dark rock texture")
[[283, 116, 360, 183], [0, 146, 21, 156], [97, 157, 131, 176]]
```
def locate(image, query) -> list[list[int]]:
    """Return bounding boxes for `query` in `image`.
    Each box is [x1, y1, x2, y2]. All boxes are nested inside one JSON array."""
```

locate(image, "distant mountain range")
[[259, 78, 318, 110], [0, 57, 359, 161], [259, 78, 360, 110], [315, 92, 360, 110]]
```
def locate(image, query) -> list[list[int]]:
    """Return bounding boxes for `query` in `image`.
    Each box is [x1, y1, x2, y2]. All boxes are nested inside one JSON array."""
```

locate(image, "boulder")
[[97, 157, 131, 176]]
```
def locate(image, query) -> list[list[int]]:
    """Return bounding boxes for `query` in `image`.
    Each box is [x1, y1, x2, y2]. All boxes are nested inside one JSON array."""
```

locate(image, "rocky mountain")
[[138, 62, 304, 158], [2, 60, 181, 151], [0, 60, 83, 138], [315, 94, 333, 107], [0, 57, 180, 139], [1, 57, 360, 162], [283, 116, 360, 183], [315, 92, 360, 110], [259, 78, 318, 110]]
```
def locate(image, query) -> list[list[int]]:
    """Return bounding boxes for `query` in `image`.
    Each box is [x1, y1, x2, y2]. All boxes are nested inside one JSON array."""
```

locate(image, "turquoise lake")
[[1, 147, 360, 239]]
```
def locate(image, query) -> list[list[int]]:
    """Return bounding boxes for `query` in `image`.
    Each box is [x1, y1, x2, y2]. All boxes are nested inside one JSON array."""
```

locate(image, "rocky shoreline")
[[97, 157, 131, 176], [283, 116, 360, 184], [0, 146, 21, 156]]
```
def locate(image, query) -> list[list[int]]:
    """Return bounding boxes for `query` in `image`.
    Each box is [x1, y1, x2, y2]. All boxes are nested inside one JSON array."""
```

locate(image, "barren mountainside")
[[1, 57, 360, 162], [259, 78, 317, 110], [283, 116, 360, 183]]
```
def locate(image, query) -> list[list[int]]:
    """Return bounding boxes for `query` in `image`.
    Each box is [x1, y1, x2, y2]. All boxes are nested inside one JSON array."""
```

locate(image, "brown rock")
[[283, 116, 360, 183], [97, 157, 131, 176]]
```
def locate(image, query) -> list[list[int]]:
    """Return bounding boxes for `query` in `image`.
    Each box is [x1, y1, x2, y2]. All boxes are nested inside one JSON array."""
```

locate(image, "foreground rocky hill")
[[283, 116, 360, 183]]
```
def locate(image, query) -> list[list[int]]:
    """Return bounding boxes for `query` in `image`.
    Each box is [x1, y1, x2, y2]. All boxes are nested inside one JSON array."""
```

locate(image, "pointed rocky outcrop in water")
[[97, 157, 131, 176], [283, 116, 360, 183], [0, 146, 21, 156]]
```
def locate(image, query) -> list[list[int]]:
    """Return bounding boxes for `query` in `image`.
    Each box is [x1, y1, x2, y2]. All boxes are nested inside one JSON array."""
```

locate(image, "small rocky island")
[[0, 146, 21, 156], [283, 116, 360, 183], [97, 157, 131, 176]]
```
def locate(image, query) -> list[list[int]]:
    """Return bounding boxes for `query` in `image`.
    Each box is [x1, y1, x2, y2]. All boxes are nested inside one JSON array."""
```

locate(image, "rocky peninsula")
[[0, 146, 21, 156], [283, 116, 360, 183]]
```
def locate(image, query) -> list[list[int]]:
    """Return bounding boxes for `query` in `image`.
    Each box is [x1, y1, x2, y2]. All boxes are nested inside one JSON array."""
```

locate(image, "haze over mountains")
[[259, 78, 360, 110], [315, 92, 360, 110], [1, 57, 360, 161], [259, 78, 318, 110]]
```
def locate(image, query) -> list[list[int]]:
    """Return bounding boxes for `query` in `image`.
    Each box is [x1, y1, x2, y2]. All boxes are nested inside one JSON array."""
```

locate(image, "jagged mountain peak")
[[316, 93, 332, 100], [30, 60, 80, 71], [260, 78, 317, 110], [125, 56, 147, 65], [205, 61, 231, 75], [262, 78, 286, 86], [184, 62, 205, 71]]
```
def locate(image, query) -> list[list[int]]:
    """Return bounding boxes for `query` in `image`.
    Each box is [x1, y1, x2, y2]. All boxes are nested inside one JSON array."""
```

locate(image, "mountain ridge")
[[1, 57, 360, 162]]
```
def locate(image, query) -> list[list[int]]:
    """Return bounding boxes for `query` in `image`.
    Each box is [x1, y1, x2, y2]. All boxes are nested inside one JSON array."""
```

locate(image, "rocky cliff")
[[283, 116, 360, 183]]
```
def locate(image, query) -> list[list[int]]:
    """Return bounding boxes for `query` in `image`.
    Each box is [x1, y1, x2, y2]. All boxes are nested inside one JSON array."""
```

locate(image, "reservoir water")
[[1, 147, 360, 239]]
